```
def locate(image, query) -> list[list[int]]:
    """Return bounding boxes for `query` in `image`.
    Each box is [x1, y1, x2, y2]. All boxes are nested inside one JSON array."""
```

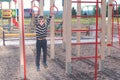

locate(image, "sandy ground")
[[0, 43, 120, 80], [0, 46, 20, 80]]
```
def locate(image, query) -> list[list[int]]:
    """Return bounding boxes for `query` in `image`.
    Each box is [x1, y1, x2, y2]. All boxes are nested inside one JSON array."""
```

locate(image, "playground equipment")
[[1, 0, 120, 80], [50, 4, 58, 15], [0, 0, 18, 46], [111, 0, 120, 49], [19, 0, 105, 80], [0, 0, 18, 29], [107, 0, 120, 56], [63, 1, 105, 80], [30, 0, 40, 26]]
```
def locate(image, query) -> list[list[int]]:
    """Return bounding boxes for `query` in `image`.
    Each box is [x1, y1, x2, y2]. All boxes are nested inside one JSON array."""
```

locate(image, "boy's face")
[[39, 18, 45, 26]]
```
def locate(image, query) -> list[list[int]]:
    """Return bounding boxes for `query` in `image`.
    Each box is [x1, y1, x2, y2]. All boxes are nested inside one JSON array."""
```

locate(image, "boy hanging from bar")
[[34, 12, 52, 71]]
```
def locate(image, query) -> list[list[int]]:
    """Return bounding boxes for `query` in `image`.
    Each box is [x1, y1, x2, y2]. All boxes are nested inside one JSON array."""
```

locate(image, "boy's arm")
[[34, 14, 39, 26], [45, 15, 52, 26]]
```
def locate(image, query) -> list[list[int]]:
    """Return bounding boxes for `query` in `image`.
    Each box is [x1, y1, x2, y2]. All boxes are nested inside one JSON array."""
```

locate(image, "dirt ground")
[[0, 43, 120, 80]]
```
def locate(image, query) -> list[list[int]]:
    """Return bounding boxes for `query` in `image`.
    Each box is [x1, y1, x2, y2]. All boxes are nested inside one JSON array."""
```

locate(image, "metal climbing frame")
[[18, 0, 107, 80], [111, 0, 120, 49], [65, 0, 105, 80]]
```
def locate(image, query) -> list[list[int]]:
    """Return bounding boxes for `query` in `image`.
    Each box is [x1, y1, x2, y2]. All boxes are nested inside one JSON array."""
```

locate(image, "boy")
[[34, 14, 52, 71]]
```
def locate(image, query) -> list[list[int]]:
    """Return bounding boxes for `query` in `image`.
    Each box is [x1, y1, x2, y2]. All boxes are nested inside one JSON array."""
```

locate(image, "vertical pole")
[[50, 0, 55, 59], [111, 5, 114, 45], [119, 13, 120, 47], [65, 0, 72, 74], [1, 2, 5, 46], [99, 0, 106, 71], [118, 6, 120, 47], [107, 0, 113, 55], [39, 0, 44, 16], [1, 3, 5, 46], [18, 0, 26, 80], [9, 1, 12, 29], [62, 0, 66, 50], [76, 0, 81, 56], [111, 5, 115, 45], [115, 1, 120, 47], [3, 31, 5, 46], [94, 0, 99, 80]]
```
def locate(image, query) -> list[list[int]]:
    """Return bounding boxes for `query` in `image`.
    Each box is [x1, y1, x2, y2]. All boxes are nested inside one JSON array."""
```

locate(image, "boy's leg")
[[42, 39, 48, 67], [36, 40, 41, 69]]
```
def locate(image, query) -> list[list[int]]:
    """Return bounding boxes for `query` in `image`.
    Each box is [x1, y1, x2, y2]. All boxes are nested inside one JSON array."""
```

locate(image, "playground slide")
[[12, 18, 19, 28]]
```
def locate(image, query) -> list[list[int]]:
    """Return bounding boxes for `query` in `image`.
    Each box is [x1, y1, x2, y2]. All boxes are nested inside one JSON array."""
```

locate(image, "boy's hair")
[[38, 16, 44, 20]]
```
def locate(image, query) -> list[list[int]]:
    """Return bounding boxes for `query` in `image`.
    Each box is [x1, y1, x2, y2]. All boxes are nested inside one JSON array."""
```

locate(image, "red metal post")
[[19, 0, 26, 80], [94, 0, 99, 80], [111, 1, 120, 47], [114, 1, 120, 47], [112, 5, 114, 45]]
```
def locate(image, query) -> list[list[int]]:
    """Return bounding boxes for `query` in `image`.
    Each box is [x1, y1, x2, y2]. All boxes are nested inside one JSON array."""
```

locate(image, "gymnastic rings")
[[30, 6, 40, 15], [50, 4, 58, 15]]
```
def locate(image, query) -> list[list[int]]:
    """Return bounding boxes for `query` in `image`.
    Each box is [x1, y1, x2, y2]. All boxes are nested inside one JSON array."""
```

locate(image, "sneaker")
[[43, 63, 48, 68], [36, 66, 40, 71]]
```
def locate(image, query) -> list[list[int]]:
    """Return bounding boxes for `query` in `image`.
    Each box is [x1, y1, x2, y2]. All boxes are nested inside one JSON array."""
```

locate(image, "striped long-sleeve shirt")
[[34, 15, 52, 39]]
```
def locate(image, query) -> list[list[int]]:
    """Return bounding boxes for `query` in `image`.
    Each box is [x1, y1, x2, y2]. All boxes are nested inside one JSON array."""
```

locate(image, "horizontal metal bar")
[[48, 29, 101, 33], [54, 21, 62, 24], [72, 42, 101, 45], [72, 1, 102, 3], [72, 56, 101, 60], [72, 15, 102, 18], [72, 29, 101, 32], [109, 4, 120, 6]]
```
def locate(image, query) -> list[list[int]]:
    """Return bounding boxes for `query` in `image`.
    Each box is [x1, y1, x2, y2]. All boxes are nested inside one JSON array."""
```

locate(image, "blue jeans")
[[36, 39, 47, 67]]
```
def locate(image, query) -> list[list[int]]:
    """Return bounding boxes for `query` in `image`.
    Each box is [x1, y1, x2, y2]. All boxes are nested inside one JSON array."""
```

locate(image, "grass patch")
[[0, 17, 114, 26]]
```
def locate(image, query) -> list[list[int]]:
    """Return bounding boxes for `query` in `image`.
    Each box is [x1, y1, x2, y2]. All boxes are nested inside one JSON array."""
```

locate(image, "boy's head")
[[38, 16, 45, 25]]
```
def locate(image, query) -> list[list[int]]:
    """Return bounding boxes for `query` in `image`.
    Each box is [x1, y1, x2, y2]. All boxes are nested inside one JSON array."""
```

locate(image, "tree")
[[92, 5, 101, 16], [106, 2, 108, 17], [72, 7, 77, 16], [93, 5, 96, 16]]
